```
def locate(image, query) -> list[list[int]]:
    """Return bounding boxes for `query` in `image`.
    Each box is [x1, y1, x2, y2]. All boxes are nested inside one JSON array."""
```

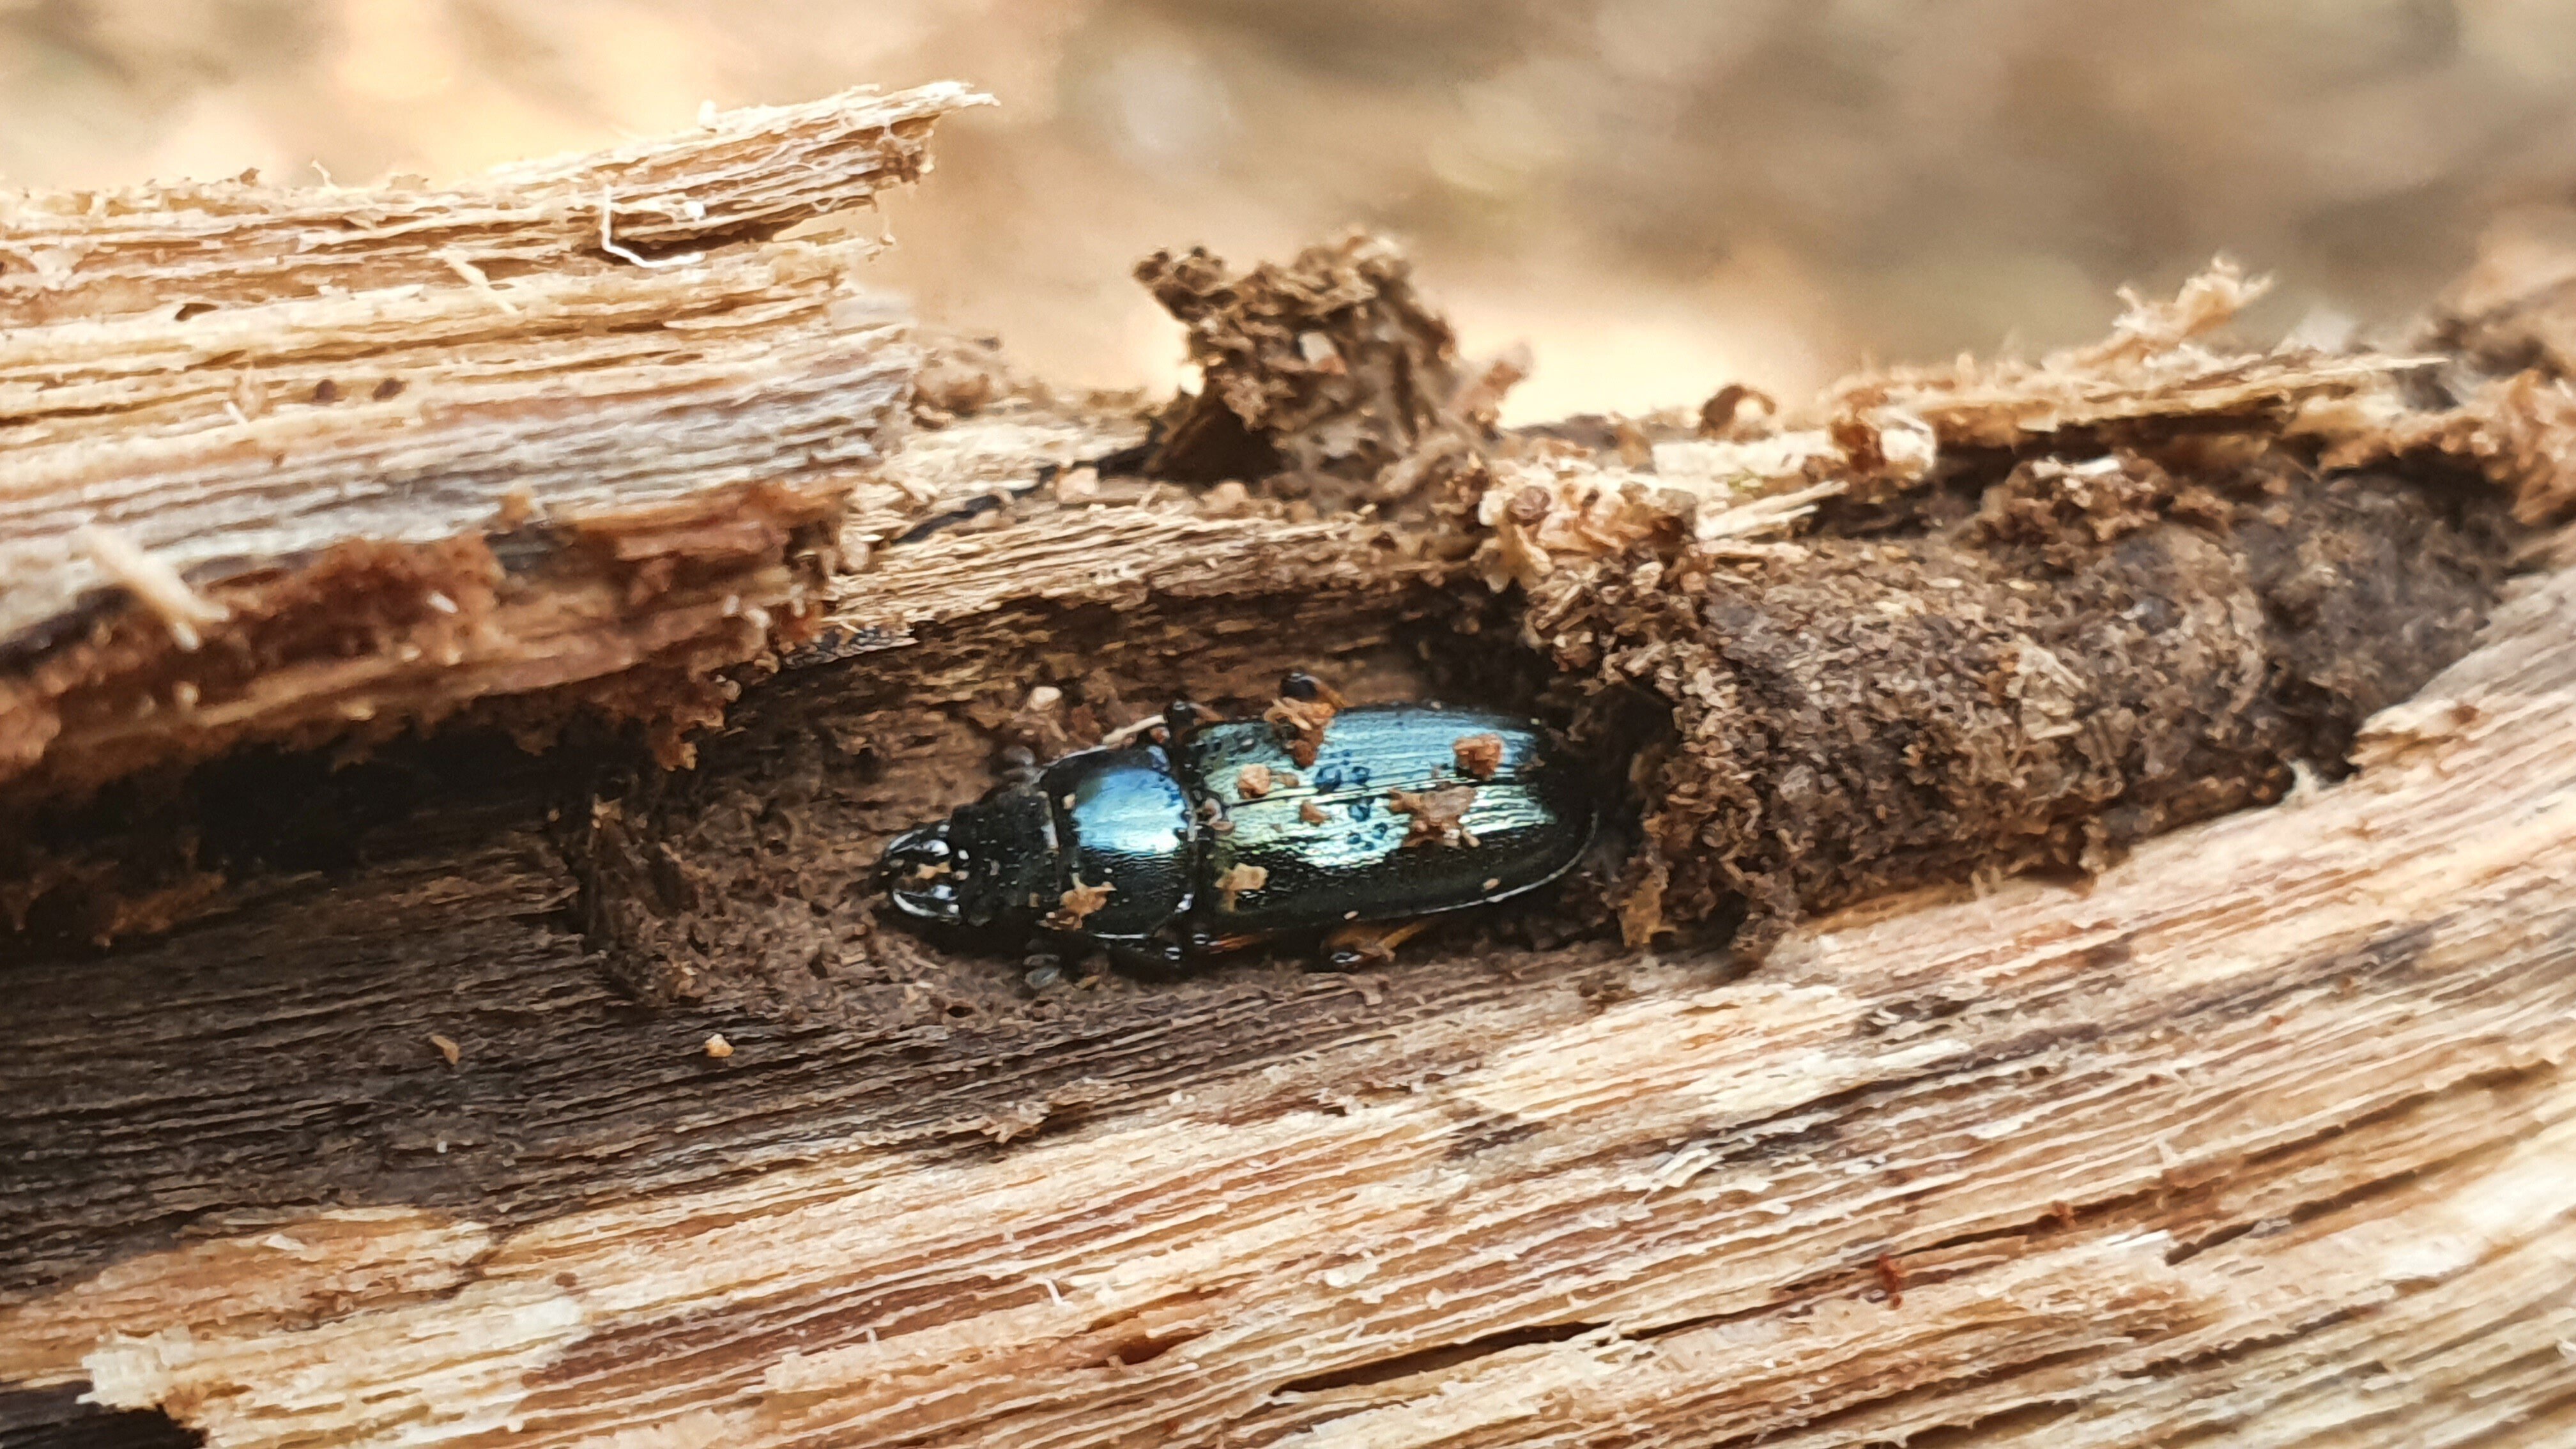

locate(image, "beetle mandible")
[[875, 673, 1597, 970]]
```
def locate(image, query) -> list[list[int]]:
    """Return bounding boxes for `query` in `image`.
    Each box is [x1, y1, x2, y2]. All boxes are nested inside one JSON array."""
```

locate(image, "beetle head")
[[878, 820, 963, 925]]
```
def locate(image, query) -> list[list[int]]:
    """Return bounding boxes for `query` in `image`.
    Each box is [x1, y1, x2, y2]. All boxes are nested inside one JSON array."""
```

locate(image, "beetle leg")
[[1161, 698, 1221, 742], [1106, 937, 1191, 976], [1184, 924, 1271, 957], [996, 743, 1043, 785], [1278, 671, 1349, 707], [1322, 916, 1434, 971]]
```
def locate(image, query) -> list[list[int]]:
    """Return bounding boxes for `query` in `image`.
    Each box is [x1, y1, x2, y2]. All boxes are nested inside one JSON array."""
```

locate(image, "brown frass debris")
[[1236, 764, 1275, 800]]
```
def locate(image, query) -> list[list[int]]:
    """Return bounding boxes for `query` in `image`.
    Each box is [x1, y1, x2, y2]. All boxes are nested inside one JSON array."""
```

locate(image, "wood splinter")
[[73, 525, 229, 651]]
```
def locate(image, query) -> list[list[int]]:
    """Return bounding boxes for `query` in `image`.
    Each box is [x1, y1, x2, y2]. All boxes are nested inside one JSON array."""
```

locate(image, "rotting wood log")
[[7, 97, 2576, 1449]]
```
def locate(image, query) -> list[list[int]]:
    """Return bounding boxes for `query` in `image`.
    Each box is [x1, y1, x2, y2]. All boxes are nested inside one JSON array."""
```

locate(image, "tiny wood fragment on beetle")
[[1452, 733, 1505, 780], [702, 1033, 733, 1059], [1046, 877, 1115, 931], [427, 1034, 461, 1068], [1213, 862, 1269, 911], [1299, 800, 1330, 825], [1264, 695, 1340, 769], [1235, 764, 1274, 800], [1390, 785, 1478, 848]]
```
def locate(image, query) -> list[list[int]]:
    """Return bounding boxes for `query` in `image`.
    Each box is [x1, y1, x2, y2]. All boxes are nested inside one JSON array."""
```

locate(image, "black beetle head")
[[878, 821, 964, 925]]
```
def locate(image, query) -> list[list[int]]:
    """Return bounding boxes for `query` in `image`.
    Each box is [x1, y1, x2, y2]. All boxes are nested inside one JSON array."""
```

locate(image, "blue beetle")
[[876, 675, 1596, 970]]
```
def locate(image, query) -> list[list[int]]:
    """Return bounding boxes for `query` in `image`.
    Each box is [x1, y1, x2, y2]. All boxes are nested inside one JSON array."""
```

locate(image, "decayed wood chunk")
[[1136, 232, 1469, 490], [0, 83, 985, 799]]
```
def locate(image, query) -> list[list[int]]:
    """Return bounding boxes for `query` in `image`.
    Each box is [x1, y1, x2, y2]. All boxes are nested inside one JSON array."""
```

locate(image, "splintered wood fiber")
[[0, 84, 988, 804]]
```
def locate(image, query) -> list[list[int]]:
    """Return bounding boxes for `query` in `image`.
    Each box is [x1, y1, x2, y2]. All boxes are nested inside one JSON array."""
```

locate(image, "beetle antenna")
[[1099, 713, 1167, 747], [1280, 671, 1347, 706]]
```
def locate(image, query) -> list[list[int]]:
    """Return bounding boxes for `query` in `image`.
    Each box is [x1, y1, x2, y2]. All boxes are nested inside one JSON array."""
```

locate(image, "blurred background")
[[7, 0, 2576, 418]]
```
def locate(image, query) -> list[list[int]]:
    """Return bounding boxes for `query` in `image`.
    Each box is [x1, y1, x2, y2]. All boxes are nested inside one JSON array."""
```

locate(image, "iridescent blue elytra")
[[876, 699, 1595, 969]]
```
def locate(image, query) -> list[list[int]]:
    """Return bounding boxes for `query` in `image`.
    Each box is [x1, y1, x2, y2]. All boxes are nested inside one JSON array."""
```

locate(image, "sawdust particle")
[[1046, 876, 1116, 931], [1389, 785, 1478, 848]]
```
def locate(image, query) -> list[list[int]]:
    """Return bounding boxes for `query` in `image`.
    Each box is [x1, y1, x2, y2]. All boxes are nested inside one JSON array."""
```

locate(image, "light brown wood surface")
[[0, 84, 981, 799]]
